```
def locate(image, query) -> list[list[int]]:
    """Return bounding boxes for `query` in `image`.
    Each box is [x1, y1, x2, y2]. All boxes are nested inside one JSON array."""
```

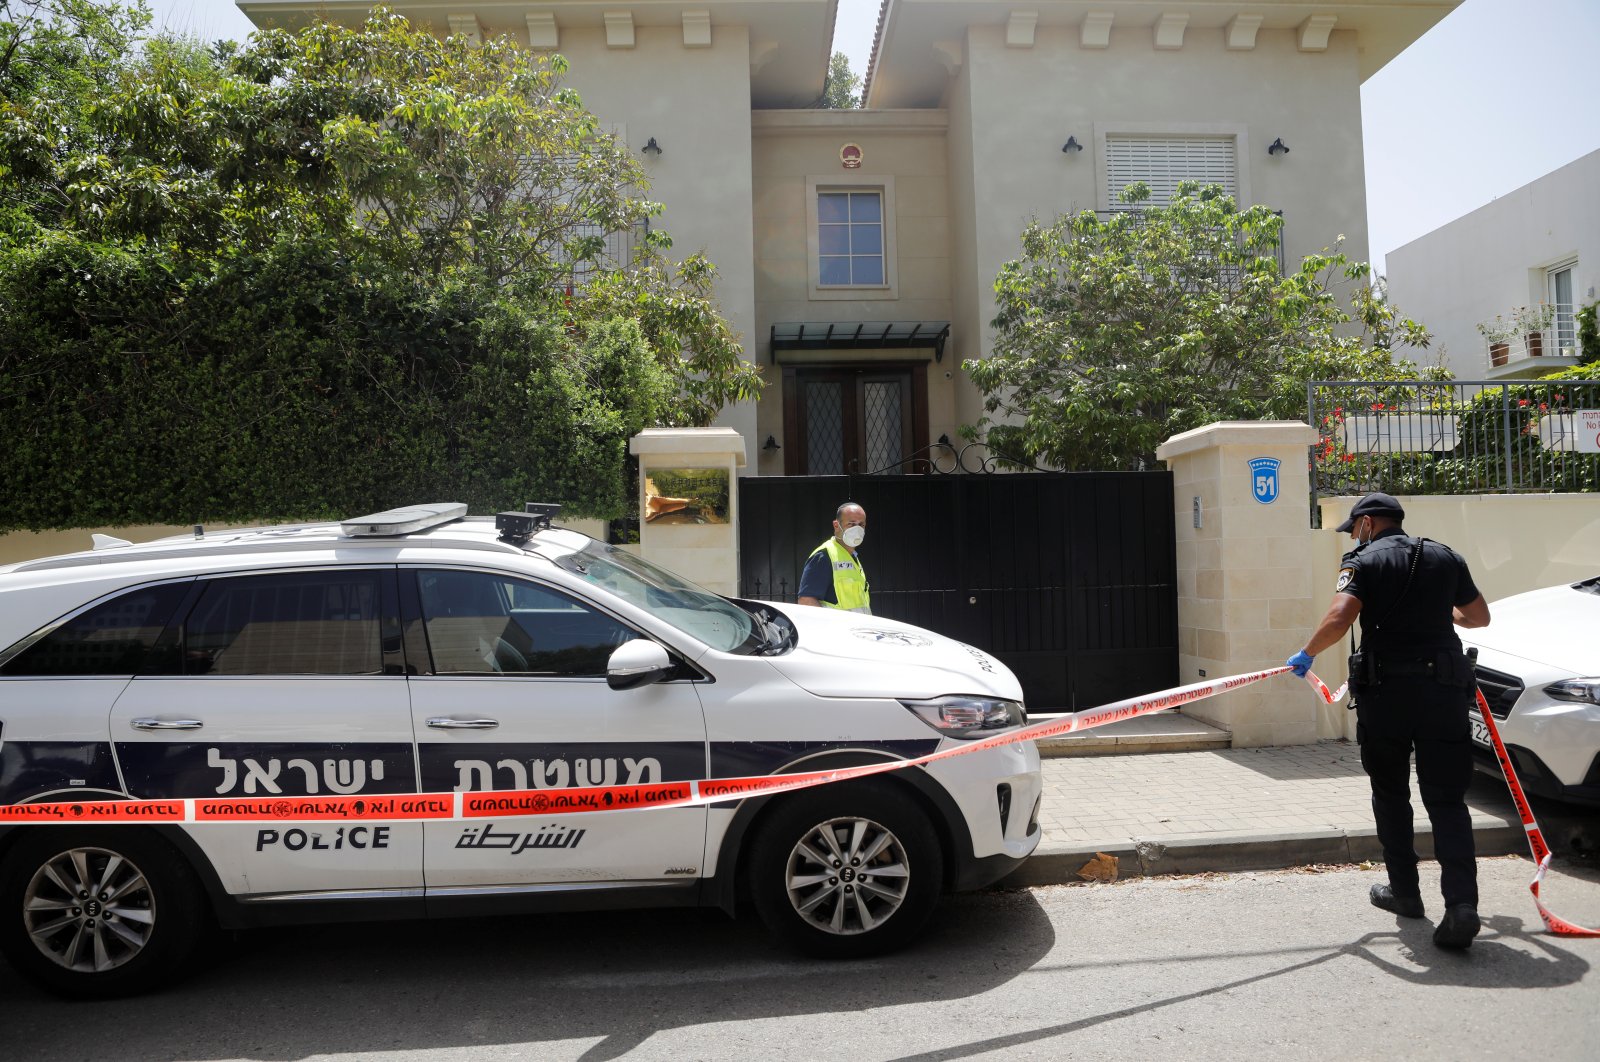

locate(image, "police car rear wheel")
[[0, 829, 207, 998], [750, 781, 942, 958]]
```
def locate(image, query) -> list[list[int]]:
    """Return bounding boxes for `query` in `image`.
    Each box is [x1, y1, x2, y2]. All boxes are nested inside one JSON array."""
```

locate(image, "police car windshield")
[[555, 541, 760, 653]]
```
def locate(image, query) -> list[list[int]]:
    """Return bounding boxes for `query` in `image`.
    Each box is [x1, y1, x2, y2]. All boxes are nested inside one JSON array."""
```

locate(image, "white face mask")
[[841, 525, 865, 549]]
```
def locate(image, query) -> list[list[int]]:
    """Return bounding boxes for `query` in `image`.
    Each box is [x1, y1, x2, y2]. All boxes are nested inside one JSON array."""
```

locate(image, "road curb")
[[999, 821, 1531, 888]]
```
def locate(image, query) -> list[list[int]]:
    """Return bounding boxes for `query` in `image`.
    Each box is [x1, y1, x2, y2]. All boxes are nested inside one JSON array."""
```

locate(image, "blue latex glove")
[[1286, 650, 1313, 678]]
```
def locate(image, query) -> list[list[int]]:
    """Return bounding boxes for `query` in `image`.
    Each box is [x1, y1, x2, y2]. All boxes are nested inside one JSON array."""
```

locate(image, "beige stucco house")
[[239, 0, 1458, 473]]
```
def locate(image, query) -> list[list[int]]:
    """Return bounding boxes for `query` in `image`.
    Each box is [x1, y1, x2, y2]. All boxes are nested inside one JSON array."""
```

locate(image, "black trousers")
[[1354, 675, 1478, 909]]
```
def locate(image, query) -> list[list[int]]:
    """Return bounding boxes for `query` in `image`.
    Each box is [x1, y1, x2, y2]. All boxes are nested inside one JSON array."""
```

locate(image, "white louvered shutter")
[[1105, 136, 1237, 208]]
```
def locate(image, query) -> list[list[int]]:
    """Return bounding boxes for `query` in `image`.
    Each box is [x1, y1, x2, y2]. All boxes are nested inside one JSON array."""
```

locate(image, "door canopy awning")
[[769, 321, 951, 363]]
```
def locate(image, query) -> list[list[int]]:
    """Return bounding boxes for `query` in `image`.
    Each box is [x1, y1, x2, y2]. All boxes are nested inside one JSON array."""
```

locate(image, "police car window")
[[553, 542, 761, 654], [183, 571, 383, 676], [417, 570, 633, 677], [0, 582, 188, 677]]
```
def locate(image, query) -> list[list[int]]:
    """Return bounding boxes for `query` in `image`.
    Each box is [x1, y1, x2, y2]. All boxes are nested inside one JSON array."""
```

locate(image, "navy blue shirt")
[[1337, 527, 1480, 656]]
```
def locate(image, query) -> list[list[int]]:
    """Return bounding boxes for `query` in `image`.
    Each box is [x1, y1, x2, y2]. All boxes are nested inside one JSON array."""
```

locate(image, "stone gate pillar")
[[629, 428, 746, 595], [1155, 421, 1321, 747]]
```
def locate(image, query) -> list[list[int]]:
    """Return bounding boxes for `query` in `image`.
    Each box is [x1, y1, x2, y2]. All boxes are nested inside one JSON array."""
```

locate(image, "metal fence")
[[1307, 377, 1600, 516]]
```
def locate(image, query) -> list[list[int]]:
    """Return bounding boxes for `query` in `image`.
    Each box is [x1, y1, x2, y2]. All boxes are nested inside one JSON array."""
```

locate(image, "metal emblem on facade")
[[840, 143, 863, 169], [1249, 457, 1280, 505]]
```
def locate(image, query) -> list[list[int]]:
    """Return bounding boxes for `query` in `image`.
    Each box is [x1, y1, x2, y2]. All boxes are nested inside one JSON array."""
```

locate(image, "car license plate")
[[1469, 715, 1493, 749]]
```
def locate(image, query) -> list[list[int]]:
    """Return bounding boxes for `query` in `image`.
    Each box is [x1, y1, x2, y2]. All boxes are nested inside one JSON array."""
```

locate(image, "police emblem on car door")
[[404, 569, 708, 889]]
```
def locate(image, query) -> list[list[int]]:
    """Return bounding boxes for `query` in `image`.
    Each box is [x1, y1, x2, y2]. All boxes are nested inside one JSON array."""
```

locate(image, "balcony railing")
[[1484, 303, 1579, 370]]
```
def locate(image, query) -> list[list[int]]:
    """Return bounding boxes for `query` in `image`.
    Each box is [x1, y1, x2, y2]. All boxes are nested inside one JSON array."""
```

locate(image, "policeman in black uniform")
[[1285, 492, 1491, 949]]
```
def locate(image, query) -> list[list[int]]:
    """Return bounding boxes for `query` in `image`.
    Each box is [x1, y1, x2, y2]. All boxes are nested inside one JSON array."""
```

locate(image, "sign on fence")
[[1537, 410, 1600, 453]]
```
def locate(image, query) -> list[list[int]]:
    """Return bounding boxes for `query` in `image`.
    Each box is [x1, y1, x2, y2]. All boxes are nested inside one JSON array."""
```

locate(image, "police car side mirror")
[[607, 639, 673, 691]]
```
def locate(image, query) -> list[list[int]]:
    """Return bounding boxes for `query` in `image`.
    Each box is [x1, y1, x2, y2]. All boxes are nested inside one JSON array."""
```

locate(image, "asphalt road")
[[5, 857, 1599, 1061]]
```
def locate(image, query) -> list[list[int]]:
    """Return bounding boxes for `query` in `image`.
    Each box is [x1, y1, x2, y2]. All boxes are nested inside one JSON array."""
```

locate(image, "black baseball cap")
[[1334, 492, 1405, 533]]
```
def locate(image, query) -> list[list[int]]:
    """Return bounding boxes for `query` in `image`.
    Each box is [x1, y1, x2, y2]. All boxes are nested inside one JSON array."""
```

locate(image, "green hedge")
[[0, 234, 669, 530]]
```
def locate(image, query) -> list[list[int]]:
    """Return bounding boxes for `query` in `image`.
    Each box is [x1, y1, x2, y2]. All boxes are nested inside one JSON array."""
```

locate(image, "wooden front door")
[[783, 364, 927, 476]]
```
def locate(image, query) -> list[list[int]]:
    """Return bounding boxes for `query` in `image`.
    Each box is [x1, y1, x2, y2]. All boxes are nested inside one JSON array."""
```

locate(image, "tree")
[[820, 51, 860, 109], [0, 0, 146, 97], [0, 1, 150, 233], [3, 5, 759, 416], [118, 8, 761, 422], [965, 182, 1441, 471], [38, 8, 647, 281], [0, 4, 760, 529]]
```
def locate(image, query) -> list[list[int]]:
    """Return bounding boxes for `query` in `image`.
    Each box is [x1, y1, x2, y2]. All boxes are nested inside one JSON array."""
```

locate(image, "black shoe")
[[1434, 904, 1481, 949], [1370, 883, 1425, 919]]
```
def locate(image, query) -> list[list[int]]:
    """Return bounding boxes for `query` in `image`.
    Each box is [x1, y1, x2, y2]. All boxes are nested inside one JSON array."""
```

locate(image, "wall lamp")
[[1061, 135, 1083, 154], [762, 434, 781, 452], [642, 137, 662, 156], [1267, 137, 1290, 157]]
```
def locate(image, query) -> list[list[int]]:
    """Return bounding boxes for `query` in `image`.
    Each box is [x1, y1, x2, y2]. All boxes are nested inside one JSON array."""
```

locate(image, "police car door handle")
[[131, 718, 204, 731], [426, 717, 500, 730]]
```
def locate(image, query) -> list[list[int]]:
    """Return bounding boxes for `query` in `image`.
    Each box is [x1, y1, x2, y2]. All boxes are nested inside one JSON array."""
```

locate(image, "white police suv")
[[0, 503, 1040, 996], [1462, 575, 1600, 806]]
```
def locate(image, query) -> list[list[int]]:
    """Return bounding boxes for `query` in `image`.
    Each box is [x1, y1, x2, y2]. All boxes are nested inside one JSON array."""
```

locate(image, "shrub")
[[0, 234, 670, 529]]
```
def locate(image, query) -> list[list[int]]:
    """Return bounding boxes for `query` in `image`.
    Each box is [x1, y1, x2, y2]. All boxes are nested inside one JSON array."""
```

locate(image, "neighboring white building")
[[241, 0, 1457, 471], [1387, 148, 1598, 380]]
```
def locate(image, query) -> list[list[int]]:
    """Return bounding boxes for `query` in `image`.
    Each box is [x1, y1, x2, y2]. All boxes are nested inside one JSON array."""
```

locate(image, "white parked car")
[[1460, 575, 1600, 806], [0, 504, 1040, 997]]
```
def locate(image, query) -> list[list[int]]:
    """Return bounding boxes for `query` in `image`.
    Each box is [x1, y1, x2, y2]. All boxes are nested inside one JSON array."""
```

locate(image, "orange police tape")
[[0, 664, 1308, 826], [4, 663, 1591, 936], [1473, 686, 1600, 938], [1300, 671, 1596, 939]]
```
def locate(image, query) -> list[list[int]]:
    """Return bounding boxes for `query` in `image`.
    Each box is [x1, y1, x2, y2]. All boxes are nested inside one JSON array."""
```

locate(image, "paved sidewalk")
[[1002, 739, 1537, 887]]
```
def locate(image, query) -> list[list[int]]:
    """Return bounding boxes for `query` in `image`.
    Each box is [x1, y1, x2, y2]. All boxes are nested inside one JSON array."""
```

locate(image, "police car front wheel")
[[750, 780, 943, 958], [0, 829, 208, 998]]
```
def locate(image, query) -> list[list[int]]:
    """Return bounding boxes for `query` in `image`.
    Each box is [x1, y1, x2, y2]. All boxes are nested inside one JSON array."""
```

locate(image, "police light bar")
[[341, 503, 468, 537]]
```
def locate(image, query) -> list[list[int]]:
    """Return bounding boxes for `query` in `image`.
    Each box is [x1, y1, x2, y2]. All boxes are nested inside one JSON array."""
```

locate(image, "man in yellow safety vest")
[[796, 502, 871, 614]]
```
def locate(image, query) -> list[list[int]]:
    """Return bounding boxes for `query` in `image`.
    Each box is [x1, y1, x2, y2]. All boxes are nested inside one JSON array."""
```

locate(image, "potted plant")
[[1514, 303, 1555, 358], [1476, 315, 1516, 366]]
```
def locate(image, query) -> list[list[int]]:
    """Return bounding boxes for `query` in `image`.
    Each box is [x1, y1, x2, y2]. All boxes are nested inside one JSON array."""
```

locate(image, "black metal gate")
[[738, 473, 1177, 711]]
